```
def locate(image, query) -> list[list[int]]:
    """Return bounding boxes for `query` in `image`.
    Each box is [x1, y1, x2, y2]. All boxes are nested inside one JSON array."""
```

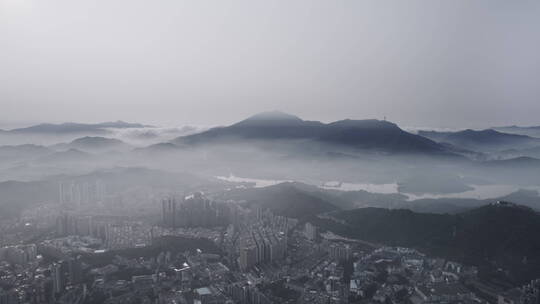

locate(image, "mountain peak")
[[173, 113, 450, 154], [233, 111, 305, 127], [245, 111, 302, 122]]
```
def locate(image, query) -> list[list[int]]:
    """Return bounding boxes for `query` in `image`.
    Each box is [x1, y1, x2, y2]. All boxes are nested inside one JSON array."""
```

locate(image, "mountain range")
[[494, 125, 540, 138], [418, 129, 540, 152], [2, 112, 540, 195], [4, 121, 150, 135], [0, 136, 132, 163], [0, 144, 52, 162], [52, 136, 132, 152], [173, 111, 450, 155], [4, 113, 540, 160]]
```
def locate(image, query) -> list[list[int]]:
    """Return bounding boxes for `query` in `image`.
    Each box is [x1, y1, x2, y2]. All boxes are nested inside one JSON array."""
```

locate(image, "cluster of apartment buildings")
[[162, 193, 239, 229], [0, 244, 37, 265], [237, 227, 287, 271], [55, 213, 153, 250], [59, 180, 106, 208]]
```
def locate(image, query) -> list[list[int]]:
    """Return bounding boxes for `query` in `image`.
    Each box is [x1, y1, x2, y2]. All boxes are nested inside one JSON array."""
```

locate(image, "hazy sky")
[[1, 0, 539, 128]]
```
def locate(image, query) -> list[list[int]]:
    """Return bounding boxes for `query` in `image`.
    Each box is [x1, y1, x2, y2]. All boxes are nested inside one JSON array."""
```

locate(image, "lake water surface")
[[216, 174, 540, 201]]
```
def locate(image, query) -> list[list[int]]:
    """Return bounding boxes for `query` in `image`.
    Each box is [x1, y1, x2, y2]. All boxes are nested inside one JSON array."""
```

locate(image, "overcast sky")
[[1, 0, 539, 128]]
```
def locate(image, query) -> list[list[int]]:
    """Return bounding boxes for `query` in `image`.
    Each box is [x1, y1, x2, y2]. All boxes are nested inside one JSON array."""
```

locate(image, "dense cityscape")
[[1, 181, 539, 304]]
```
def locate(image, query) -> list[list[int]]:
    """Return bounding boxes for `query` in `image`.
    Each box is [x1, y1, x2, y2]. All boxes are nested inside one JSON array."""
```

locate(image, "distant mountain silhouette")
[[418, 129, 540, 152], [494, 125, 540, 138], [133, 143, 182, 154], [0, 144, 52, 161], [497, 189, 540, 207], [216, 182, 339, 218], [70, 136, 126, 146], [66, 167, 215, 192], [313, 202, 540, 284], [233, 111, 308, 127], [481, 156, 540, 167], [498, 146, 540, 159], [9, 121, 151, 134], [38, 149, 93, 163], [52, 136, 131, 152], [174, 111, 449, 155]]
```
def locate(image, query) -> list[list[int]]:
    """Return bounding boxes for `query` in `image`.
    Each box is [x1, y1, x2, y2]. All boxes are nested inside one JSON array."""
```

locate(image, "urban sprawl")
[[0, 181, 538, 304]]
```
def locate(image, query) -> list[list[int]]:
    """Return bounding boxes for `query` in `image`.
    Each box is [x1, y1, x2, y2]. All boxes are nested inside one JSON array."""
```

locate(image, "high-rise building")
[[75, 216, 93, 236], [239, 246, 257, 271], [329, 243, 352, 261], [226, 282, 271, 304], [59, 180, 106, 208], [1, 244, 37, 265], [51, 262, 66, 295], [237, 224, 287, 271], [28, 277, 49, 304], [55, 213, 75, 237], [304, 222, 318, 241], [162, 194, 232, 228], [55, 213, 94, 237], [161, 198, 177, 228], [68, 256, 83, 285]]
